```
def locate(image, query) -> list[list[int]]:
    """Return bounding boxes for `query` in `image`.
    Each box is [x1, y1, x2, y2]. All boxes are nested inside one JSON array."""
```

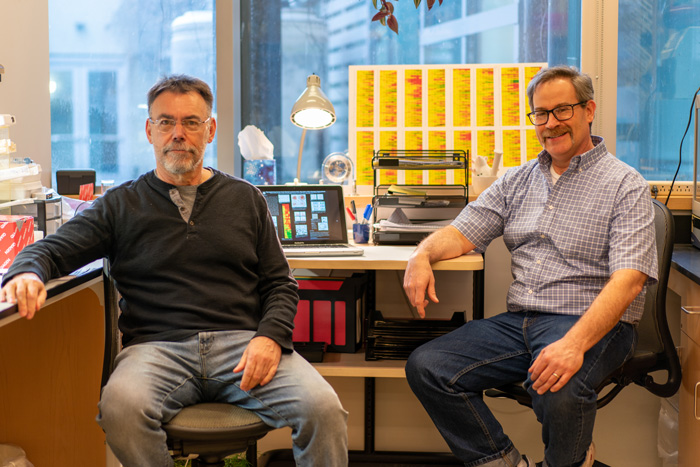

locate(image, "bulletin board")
[[348, 63, 547, 193]]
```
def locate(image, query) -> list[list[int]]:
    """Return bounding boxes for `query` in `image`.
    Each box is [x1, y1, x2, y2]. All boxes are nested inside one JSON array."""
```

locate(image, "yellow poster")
[[501, 67, 520, 127], [348, 63, 547, 193], [405, 70, 423, 128], [453, 68, 471, 127], [356, 131, 374, 185], [380, 70, 398, 128], [477, 130, 496, 167], [428, 131, 447, 185], [428, 69, 446, 127], [454, 131, 471, 185], [356, 70, 374, 128], [503, 130, 521, 167], [526, 129, 541, 161], [476, 68, 495, 127], [379, 131, 398, 185], [404, 131, 424, 185]]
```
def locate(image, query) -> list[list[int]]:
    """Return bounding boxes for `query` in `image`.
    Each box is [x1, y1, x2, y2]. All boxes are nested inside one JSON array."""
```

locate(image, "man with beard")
[[402, 66, 657, 467], [0, 75, 348, 467]]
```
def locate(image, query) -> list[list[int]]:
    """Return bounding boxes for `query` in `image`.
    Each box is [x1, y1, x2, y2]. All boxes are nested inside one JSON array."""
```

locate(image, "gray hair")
[[147, 74, 214, 116], [526, 65, 594, 112]]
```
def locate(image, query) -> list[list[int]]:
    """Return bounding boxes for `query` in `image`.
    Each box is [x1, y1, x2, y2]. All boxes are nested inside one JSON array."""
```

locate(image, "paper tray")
[[365, 310, 465, 360]]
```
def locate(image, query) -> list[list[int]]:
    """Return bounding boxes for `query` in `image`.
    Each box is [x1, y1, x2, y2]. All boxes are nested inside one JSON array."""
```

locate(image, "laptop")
[[258, 184, 364, 257]]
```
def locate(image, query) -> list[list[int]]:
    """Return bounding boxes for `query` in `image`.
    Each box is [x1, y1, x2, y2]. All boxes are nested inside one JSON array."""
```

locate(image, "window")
[[48, 0, 216, 186], [616, 0, 700, 181], [241, 0, 581, 184]]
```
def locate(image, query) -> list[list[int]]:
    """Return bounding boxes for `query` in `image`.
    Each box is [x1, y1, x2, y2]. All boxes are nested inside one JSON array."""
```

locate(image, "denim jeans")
[[406, 311, 636, 467], [97, 330, 348, 467]]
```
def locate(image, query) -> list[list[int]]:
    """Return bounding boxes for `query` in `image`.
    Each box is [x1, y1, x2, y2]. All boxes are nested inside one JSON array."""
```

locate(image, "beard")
[[158, 142, 205, 175]]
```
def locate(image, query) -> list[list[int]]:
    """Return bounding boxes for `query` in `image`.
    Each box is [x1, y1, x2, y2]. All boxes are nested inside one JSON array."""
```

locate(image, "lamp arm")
[[296, 128, 307, 183]]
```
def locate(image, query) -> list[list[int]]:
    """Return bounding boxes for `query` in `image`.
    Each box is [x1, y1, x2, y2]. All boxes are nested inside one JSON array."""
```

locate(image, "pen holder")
[[353, 223, 370, 244]]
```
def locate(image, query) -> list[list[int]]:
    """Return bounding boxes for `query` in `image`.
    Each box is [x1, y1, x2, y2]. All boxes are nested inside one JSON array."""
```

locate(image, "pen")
[[362, 204, 372, 224], [346, 206, 356, 222], [350, 200, 357, 217]]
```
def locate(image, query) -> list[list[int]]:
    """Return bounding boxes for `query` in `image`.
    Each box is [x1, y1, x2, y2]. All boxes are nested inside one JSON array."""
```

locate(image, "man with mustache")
[[403, 66, 657, 467], [0, 75, 348, 467]]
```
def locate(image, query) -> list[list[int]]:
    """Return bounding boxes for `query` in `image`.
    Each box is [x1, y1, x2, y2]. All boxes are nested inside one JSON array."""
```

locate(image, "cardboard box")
[[0, 215, 34, 268], [293, 273, 367, 353]]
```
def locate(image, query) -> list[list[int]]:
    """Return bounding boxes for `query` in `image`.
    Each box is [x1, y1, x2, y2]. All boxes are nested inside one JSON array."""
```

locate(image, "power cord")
[[665, 85, 700, 206]]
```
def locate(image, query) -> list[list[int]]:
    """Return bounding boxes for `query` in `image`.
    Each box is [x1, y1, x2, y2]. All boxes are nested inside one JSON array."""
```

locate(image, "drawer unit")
[[10, 196, 63, 237]]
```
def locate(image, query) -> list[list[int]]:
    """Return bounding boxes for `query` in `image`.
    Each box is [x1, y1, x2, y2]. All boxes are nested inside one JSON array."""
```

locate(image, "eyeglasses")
[[149, 117, 211, 133], [527, 101, 588, 126]]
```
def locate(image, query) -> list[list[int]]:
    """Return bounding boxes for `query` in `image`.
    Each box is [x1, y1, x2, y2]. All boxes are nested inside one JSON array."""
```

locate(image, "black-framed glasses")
[[527, 101, 588, 126], [148, 117, 211, 133]]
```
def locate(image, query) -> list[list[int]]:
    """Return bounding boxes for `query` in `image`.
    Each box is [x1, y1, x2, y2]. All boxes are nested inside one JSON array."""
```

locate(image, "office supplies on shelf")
[[387, 184, 426, 196], [365, 310, 465, 361], [258, 184, 364, 256], [372, 149, 468, 245]]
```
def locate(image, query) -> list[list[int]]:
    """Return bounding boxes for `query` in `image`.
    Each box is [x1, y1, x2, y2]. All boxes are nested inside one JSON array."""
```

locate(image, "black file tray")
[[365, 310, 465, 361]]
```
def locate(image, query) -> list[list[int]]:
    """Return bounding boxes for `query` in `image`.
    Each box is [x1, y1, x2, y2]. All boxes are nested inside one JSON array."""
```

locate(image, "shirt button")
[[548, 205, 554, 210], [189, 221, 195, 226], [528, 289, 533, 294], [536, 260, 542, 264], [540, 234, 545, 239]]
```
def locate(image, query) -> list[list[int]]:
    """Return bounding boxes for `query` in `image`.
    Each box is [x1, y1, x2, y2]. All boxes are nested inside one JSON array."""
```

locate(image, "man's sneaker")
[[580, 442, 596, 467], [518, 455, 535, 467]]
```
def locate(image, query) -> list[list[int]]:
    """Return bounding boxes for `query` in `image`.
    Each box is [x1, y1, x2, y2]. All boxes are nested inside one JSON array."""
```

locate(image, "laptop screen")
[[258, 185, 349, 245]]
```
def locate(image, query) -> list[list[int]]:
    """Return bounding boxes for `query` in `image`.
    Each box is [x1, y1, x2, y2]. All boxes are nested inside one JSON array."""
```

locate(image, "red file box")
[[293, 273, 367, 353]]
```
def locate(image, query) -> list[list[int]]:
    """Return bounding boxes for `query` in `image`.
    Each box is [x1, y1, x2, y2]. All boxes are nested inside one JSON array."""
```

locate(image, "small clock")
[[322, 151, 353, 185]]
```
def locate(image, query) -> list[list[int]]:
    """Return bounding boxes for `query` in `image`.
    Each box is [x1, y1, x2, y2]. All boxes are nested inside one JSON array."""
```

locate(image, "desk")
[[280, 245, 483, 464], [0, 263, 106, 467]]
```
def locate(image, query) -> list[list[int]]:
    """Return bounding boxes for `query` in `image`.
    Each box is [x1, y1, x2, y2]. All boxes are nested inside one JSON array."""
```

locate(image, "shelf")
[[312, 349, 407, 378]]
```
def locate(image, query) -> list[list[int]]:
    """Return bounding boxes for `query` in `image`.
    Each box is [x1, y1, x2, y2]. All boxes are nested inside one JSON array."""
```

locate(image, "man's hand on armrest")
[[0, 273, 47, 320]]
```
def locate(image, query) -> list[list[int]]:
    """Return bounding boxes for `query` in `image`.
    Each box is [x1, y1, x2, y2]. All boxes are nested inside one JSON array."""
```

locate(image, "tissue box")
[[243, 160, 276, 185], [0, 215, 34, 268]]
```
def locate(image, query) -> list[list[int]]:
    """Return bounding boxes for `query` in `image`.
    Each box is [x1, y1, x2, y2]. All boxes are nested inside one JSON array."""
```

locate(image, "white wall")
[[0, 0, 52, 188]]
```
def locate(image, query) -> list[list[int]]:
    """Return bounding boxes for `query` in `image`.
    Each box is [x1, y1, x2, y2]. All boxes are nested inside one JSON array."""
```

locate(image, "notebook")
[[258, 184, 364, 257]]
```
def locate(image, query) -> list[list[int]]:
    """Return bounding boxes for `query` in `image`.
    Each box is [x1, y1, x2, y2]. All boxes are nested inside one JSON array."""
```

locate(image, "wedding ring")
[[552, 372, 560, 379]]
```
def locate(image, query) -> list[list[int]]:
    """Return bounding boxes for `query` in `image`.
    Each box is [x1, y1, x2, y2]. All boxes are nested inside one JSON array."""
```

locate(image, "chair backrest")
[[101, 260, 121, 389], [596, 199, 682, 406], [486, 199, 682, 409]]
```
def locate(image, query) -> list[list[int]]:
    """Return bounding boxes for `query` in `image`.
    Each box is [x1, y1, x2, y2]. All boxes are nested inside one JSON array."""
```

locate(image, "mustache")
[[542, 129, 570, 138], [163, 144, 196, 155]]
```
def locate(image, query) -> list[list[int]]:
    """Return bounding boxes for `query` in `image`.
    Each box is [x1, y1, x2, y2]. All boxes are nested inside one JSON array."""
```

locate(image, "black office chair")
[[101, 264, 274, 467], [485, 199, 682, 409]]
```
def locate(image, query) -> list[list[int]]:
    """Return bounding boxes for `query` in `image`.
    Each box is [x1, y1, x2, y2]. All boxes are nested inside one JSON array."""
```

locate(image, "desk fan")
[[322, 151, 353, 185]]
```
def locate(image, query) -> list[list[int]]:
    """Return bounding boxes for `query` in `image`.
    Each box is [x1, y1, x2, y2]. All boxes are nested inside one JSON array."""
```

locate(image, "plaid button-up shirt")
[[453, 137, 658, 323]]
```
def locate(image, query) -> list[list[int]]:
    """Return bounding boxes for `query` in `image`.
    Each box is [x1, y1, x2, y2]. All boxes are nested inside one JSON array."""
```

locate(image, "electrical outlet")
[[648, 181, 693, 196]]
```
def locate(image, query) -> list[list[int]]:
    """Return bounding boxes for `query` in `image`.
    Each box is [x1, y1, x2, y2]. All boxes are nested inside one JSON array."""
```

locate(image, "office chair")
[[101, 264, 274, 467], [485, 199, 682, 409]]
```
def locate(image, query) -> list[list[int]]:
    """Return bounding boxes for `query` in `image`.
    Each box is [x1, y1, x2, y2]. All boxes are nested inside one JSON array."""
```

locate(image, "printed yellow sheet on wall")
[[348, 63, 547, 194]]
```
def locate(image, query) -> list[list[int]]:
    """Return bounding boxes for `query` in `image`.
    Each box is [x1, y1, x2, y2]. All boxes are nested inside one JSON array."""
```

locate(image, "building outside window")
[[48, 1, 700, 186], [48, 0, 215, 187], [616, 0, 700, 181]]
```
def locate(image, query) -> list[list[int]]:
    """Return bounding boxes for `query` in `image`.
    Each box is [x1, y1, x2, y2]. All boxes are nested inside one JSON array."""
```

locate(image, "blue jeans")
[[97, 330, 348, 467], [406, 311, 636, 467]]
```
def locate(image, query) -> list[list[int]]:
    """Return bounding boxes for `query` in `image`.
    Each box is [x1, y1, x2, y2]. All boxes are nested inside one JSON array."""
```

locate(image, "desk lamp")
[[290, 74, 336, 184]]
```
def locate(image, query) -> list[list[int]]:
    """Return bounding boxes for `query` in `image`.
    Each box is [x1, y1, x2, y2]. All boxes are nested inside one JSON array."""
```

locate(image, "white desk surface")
[[287, 244, 483, 271]]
